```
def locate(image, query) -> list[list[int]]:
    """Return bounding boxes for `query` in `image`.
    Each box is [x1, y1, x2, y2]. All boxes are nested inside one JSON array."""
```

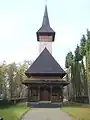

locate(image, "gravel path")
[[22, 108, 74, 120]]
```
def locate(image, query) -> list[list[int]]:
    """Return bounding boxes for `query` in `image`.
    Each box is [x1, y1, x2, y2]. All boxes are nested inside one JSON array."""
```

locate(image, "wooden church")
[[23, 5, 69, 104]]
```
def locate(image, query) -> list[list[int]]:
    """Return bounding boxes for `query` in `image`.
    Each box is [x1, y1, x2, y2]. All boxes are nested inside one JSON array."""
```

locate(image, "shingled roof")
[[25, 48, 66, 78], [37, 5, 55, 33]]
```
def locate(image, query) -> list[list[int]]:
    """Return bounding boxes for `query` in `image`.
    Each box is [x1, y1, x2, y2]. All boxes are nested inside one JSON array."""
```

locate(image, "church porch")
[[23, 80, 69, 104]]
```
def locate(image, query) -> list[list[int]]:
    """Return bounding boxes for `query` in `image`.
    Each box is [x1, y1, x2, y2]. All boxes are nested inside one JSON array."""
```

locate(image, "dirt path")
[[22, 108, 74, 120]]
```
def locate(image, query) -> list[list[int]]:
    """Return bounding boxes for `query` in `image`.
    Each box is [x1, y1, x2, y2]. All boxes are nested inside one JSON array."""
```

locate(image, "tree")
[[65, 43, 88, 98], [7, 63, 17, 99], [65, 29, 90, 103], [0, 61, 7, 99], [65, 52, 73, 68], [65, 52, 74, 99], [80, 35, 88, 96], [0, 60, 32, 99], [75, 45, 82, 61], [86, 29, 90, 83], [15, 61, 28, 98], [80, 35, 86, 57]]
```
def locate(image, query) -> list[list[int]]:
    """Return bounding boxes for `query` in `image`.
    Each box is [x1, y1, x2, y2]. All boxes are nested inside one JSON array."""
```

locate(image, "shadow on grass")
[[0, 103, 29, 120], [0, 103, 25, 109], [62, 101, 90, 108], [0, 105, 12, 109]]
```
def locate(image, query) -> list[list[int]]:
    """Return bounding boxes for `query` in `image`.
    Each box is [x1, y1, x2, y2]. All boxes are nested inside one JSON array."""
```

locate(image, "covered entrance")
[[23, 79, 69, 104]]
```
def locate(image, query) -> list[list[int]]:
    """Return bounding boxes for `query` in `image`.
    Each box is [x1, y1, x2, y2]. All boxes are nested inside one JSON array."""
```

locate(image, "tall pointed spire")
[[42, 5, 50, 27], [36, 4, 55, 42]]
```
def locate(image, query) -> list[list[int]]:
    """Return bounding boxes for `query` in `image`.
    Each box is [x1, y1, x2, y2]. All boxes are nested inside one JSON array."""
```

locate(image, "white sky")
[[0, 0, 90, 68]]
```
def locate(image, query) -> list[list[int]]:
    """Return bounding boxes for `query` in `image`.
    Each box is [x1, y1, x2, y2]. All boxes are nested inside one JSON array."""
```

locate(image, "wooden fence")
[[0, 97, 27, 106]]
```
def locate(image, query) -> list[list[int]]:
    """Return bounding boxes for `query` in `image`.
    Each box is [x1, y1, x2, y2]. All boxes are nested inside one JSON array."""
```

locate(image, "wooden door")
[[40, 87, 50, 101]]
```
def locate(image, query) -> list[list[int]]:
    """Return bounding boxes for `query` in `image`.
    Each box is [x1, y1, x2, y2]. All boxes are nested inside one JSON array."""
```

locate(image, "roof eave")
[[25, 72, 66, 78]]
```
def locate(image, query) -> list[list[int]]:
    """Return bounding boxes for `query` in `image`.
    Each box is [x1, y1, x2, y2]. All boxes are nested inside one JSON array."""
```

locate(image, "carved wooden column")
[[27, 85, 30, 106], [30, 87, 32, 101], [61, 86, 63, 104], [59, 87, 61, 102], [50, 86, 52, 102], [38, 86, 40, 101]]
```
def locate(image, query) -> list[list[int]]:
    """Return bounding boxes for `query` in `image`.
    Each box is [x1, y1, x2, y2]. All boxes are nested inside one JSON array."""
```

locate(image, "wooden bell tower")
[[36, 5, 55, 54]]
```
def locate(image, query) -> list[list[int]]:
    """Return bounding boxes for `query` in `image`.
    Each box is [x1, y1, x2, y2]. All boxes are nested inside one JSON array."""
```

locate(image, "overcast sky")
[[0, 0, 90, 68]]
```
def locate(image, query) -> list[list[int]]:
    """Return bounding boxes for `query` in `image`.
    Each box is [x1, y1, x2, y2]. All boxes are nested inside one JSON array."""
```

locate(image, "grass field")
[[0, 103, 29, 120], [61, 103, 90, 120]]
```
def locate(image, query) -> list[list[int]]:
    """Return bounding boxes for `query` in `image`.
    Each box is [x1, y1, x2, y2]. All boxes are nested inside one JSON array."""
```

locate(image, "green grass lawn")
[[0, 103, 29, 120], [61, 103, 90, 120]]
